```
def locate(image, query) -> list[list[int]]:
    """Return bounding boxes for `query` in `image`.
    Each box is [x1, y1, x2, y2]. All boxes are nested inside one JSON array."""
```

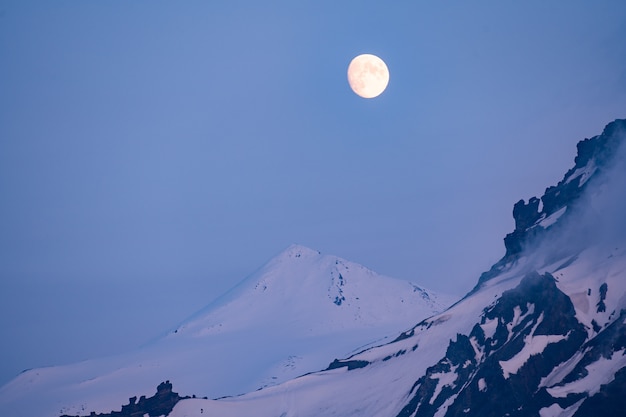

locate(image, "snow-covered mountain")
[[164, 119, 626, 417], [0, 245, 454, 417]]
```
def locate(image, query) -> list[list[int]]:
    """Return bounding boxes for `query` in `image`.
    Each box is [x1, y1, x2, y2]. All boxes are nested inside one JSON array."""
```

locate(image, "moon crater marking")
[[347, 54, 389, 99]]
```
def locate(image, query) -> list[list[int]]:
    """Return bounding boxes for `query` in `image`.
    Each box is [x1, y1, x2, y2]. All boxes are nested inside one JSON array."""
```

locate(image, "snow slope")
[[0, 244, 454, 417]]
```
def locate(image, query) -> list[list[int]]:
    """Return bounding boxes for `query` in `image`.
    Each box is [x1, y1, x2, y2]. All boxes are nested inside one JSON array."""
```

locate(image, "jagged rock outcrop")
[[505, 119, 625, 258], [60, 381, 190, 417], [476, 119, 626, 289]]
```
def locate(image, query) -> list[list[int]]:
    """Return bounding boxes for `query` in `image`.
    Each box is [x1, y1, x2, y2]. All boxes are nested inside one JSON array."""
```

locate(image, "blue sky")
[[1, 1, 625, 385]]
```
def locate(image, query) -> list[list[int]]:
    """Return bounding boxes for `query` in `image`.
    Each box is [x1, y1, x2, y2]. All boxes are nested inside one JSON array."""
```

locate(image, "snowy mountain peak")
[[171, 244, 452, 338], [263, 244, 373, 279], [275, 244, 321, 260]]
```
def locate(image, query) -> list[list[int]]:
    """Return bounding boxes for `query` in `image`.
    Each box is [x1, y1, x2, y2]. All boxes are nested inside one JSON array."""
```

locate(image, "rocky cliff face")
[[476, 119, 626, 289], [397, 272, 589, 417]]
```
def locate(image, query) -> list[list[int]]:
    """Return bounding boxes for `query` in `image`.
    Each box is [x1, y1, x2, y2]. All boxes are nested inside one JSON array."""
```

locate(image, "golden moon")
[[347, 54, 389, 98]]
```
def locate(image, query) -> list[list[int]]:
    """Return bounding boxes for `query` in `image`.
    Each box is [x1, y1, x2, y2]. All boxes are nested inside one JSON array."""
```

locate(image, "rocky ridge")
[[476, 118, 626, 289]]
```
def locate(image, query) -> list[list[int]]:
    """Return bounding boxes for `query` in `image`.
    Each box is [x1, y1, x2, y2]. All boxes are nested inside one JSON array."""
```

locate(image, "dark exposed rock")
[[396, 272, 588, 417], [573, 365, 626, 417], [562, 312, 626, 416], [392, 328, 416, 343], [60, 381, 189, 417], [560, 309, 626, 385], [596, 283, 608, 313], [512, 197, 541, 231], [326, 359, 369, 371]]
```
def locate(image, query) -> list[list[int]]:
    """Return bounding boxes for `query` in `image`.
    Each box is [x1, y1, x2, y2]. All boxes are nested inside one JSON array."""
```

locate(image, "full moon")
[[347, 54, 389, 99]]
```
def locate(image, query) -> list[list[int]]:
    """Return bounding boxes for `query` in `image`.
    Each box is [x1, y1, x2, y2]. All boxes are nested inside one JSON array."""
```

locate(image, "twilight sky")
[[1, 1, 625, 385]]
